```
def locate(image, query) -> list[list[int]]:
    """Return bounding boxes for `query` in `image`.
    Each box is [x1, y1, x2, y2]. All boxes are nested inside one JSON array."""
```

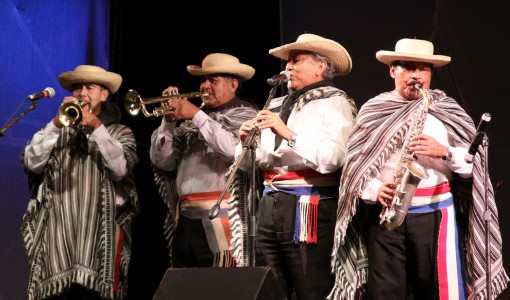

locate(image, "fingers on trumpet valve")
[[162, 87, 179, 97]]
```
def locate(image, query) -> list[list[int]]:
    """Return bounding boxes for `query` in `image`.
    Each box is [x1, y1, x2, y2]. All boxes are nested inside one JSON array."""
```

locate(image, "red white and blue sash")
[[263, 169, 339, 244], [409, 182, 467, 299]]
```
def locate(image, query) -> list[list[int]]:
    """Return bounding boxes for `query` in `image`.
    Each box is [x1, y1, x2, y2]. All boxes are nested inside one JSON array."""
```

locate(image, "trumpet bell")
[[58, 102, 83, 127], [124, 89, 141, 116]]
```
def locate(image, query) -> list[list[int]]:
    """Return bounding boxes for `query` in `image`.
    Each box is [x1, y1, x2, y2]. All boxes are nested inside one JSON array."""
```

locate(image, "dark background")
[[110, 1, 282, 298], [113, 1, 510, 299]]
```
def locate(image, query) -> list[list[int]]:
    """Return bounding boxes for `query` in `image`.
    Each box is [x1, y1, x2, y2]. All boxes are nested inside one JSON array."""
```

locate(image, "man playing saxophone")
[[329, 38, 508, 300]]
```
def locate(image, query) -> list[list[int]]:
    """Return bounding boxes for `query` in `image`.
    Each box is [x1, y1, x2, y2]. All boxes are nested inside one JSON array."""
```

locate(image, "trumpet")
[[58, 100, 91, 127], [124, 89, 208, 117]]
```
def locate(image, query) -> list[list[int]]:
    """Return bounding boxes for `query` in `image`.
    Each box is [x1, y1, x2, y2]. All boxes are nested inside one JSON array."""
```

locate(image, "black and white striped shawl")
[[329, 89, 509, 300], [21, 115, 139, 300], [153, 100, 259, 267]]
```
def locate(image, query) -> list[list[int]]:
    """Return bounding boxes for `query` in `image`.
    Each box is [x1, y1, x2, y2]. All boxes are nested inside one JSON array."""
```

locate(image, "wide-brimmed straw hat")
[[376, 38, 451, 68], [58, 65, 123, 94], [186, 53, 255, 81], [269, 33, 352, 76]]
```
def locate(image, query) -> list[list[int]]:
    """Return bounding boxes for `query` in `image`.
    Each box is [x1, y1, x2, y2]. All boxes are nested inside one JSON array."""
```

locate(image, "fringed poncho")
[[329, 89, 509, 300], [21, 103, 139, 300], [153, 99, 258, 267]]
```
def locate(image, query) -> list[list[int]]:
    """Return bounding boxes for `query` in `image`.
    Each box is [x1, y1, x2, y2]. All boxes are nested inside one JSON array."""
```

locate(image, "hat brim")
[[58, 71, 122, 94], [269, 41, 352, 76], [187, 64, 255, 81], [376, 50, 451, 68]]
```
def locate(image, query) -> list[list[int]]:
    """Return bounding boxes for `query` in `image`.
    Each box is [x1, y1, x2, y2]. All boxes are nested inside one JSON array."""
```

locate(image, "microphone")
[[464, 112, 491, 163], [26, 87, 56, 101], [267, 71, 290, 86]]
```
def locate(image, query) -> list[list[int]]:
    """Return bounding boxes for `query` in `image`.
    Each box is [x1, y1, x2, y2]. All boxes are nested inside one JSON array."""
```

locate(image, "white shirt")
[[235, 94, 355, 175], [150, 110, 239, 196]]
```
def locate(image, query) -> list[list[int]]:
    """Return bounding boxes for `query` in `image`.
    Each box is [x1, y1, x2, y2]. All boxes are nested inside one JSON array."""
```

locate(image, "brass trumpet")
[[124, 89, 208, 117], [58, 100, 91, 127]]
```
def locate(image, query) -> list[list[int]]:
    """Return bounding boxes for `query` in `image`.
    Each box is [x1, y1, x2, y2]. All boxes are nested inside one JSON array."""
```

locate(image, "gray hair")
[[311, 53, 336, 79], [288, 50, 336, 80]]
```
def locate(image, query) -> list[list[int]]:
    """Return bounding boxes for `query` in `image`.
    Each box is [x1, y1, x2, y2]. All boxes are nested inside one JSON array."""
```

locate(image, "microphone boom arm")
[[209, 84, 279, 219], [0, 100, 39, 137]]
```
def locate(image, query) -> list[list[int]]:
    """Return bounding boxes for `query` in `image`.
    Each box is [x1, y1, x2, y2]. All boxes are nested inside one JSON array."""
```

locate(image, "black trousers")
[[255, 192, 337, 300], [172, 215, 215, 267], [365, 204, 442, 300]]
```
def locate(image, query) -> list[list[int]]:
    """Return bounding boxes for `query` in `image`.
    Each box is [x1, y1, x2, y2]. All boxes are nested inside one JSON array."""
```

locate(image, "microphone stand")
[[481, 133, 492, 299], [209, 84, 280, 266], [0, 100, 39, 137]]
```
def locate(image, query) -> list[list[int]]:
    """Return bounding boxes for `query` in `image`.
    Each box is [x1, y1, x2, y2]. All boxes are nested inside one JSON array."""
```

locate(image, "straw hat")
[[186, 53, 255, 81], [58, 65, 123, 94], [268, 33, 352, 76], [376, 38, 451, 68]]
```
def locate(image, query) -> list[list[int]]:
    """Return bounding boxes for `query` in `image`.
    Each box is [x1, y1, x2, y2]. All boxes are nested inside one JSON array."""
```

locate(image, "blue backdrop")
[[0, 1, 110, 298]]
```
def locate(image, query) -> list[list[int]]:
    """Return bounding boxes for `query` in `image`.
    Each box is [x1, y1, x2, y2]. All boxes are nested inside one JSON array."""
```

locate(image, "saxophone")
[[379, 84, 430, 230]]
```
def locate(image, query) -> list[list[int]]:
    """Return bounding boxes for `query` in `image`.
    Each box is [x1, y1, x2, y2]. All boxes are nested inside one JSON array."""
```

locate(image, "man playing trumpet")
[[21, 65, 139, 299], [150, 53, 259, 268]]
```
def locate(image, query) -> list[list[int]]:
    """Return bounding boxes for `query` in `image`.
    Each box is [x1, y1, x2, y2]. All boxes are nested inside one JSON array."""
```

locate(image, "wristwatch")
[[287, 135, 297, 147], [441, 146, 453, 161]]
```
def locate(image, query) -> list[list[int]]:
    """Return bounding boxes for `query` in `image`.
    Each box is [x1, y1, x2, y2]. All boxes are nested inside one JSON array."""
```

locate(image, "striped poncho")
[[153, 99, 259, 267], [21, 106, 139, 300], [329, 89, 509, 300]]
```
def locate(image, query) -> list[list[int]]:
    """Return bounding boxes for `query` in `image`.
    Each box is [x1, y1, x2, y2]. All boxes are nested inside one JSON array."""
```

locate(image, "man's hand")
[[378, 182, 397, 207], [409, 134, 448, 159]]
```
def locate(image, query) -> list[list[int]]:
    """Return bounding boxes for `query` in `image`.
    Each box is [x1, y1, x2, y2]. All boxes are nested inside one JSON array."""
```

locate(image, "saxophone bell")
[[380, 162, 429, 230]]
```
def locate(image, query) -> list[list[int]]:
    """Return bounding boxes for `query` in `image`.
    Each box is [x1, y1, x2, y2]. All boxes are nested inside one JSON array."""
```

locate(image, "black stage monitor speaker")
[[152, 266, 286, 300]]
